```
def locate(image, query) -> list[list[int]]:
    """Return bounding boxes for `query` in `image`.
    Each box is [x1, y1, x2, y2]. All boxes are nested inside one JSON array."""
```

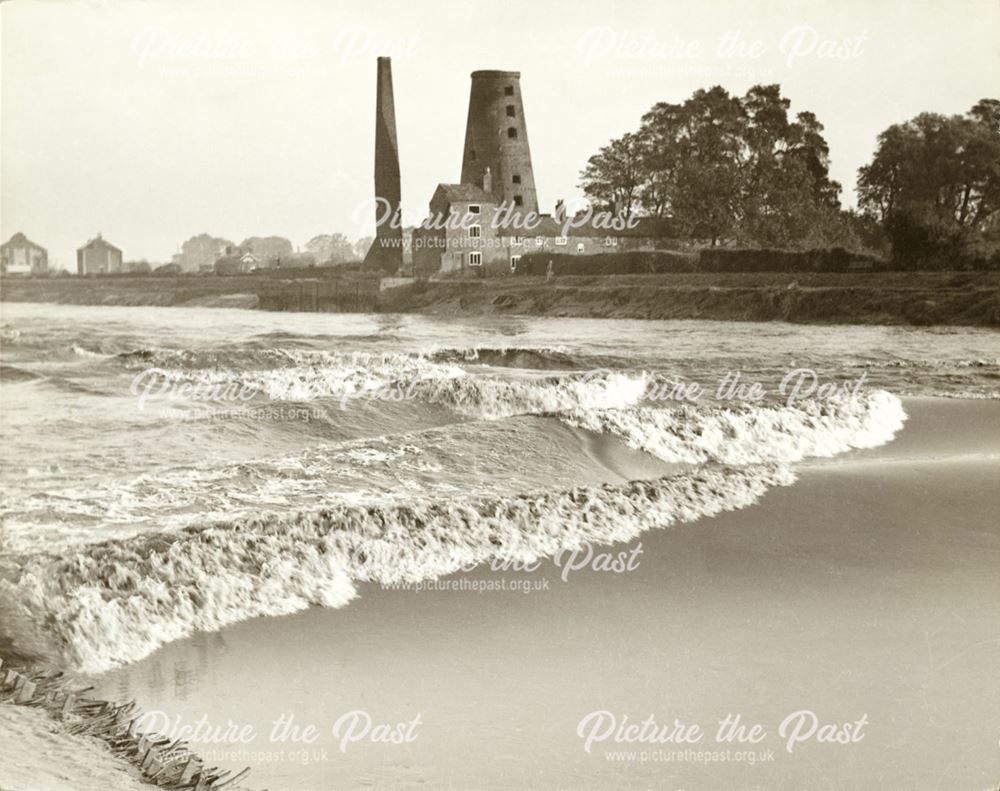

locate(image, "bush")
[[697, 247, 885, 272]]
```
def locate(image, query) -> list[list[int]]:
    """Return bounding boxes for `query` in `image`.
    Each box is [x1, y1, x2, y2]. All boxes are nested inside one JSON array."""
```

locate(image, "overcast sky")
[[2, 0, 998, 267]]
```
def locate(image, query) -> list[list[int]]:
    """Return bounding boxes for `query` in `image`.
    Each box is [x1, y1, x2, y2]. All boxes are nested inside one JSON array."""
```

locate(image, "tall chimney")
[[460, 70, 538, 215], [363, 56, 403, 274]]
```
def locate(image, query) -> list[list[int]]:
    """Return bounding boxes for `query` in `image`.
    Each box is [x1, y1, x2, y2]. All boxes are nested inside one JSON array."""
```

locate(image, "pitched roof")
[[2, 232, 46, 252], [78, 235, 122, 253], [432, 183, 496, 204]]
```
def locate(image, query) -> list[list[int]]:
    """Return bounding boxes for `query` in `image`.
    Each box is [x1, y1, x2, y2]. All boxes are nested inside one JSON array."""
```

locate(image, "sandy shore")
[[68, 397, 999, 791], [0, 704, 151, 791]]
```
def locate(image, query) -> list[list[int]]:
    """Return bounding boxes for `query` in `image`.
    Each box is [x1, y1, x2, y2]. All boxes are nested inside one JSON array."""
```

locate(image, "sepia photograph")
[[1, 1, 998, 789]]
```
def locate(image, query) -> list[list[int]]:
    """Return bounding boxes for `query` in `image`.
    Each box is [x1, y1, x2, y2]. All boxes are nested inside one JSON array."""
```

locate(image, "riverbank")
[[381, 272, 1000, 325], [2, 271, 998, 325]]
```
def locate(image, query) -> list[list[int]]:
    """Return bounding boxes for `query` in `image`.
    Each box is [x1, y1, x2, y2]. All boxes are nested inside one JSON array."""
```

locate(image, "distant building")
[[1, 232, 48, 275], [241, 236, 294, 266], [214, 247, 261, 275], [77, 234, 123, 275]]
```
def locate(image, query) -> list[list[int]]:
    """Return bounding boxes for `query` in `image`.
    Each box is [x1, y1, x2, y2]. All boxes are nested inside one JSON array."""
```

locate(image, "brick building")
[[1, 232, 48, 275], [77, 234, 123, 275], [413, 186, 677, 276]]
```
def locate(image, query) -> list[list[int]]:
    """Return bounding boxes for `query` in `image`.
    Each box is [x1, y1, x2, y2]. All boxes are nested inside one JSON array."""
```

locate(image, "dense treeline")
[[580, 86, 1000, 267], [858, 100, 1000, 267]]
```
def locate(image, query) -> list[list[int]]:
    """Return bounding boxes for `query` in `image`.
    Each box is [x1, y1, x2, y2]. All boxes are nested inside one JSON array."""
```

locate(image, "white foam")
[[559, 391, 907, 465], [154, 351, 649, 419], [418, 371, 650, 419], [0, 464, 792, 674]]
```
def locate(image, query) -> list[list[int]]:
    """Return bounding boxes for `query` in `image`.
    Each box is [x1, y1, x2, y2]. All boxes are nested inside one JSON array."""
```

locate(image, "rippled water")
[[0, 302, 997, 671]]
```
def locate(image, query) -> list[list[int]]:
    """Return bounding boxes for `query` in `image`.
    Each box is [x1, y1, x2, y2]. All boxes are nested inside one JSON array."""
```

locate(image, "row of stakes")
[[0, 657, 253, 790]]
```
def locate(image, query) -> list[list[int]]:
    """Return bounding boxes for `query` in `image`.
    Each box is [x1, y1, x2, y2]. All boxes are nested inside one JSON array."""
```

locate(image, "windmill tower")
[[460, 70, 538, 214]]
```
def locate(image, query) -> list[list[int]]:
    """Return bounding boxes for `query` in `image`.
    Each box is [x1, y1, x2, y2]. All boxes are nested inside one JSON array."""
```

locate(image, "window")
[[504, 86, 514, 96], [535, 237, 544, 247], [576, 242, 585, 253], [512, 174, 521, 184], [507, 127, 518, 139], [510, 255, 521, 272], [469, 251, 482, 266], [468, 149, 476, 161], [604, 236, 619, 247], [468, 204, 480, 215], [469, 225, 482, 239], [511, 236, 523, 246], [555, 236, 568, 246], [513, 195, 523, 207], [506, 105, 516, 117]]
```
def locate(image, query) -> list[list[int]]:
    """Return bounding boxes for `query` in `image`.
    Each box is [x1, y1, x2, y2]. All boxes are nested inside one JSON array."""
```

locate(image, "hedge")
[[515, 250, 699, 276], [513, 247, 889, 275]]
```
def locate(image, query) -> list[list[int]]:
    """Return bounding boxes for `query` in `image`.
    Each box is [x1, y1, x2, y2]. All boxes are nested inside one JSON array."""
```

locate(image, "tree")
[[241, 236, 293, 265], [305, 233, 354, 265], [179, 233, 232, 272], [580, 84, 848, 248], [579, 132, 642, 218], [858, 100, 1000, 263], [633, 103, 683, 218]]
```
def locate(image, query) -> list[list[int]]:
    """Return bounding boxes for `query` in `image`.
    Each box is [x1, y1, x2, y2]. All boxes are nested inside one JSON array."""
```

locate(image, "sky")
[[2, 0, 998, 269]]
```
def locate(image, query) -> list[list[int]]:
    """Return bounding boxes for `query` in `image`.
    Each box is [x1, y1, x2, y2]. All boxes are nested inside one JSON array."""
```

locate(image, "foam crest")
[[559, 390, 906, 465], [416, 371, 650, 419], [148, 351, 648, 419], [0, 464, 792, 673]]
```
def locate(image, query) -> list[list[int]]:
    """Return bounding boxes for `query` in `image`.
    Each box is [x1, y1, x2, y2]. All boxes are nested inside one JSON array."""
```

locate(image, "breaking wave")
[[140, 350, 650, 420], [0, 390, 909, 674], [559, 391, 906, 465], [419, 372, 649, 419], [0, 464, 793, 674]]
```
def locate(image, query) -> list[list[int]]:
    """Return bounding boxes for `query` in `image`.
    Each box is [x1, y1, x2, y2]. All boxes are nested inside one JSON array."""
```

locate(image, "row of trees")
[[580, 85, 846, 248], [580, 85, 1000, 263], [304, 233, 373, 265], [173, 233, 373, 272]]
